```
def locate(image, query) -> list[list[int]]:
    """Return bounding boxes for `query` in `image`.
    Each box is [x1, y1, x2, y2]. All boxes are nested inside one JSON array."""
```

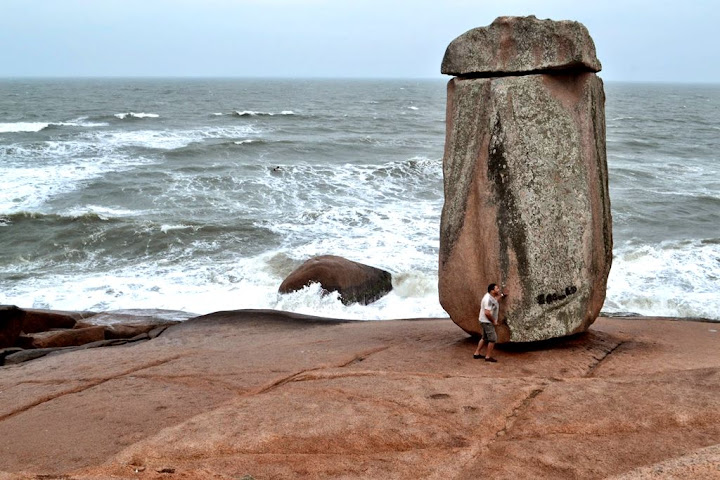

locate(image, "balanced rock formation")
[[279, 255, 392, 305], [439, 16, 612, 343]]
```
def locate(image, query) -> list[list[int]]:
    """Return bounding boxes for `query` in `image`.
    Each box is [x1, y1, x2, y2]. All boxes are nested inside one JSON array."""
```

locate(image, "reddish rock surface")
[[21, 325, 106, 349], [0, 312, 718, 479], [19, 309, 87, 333], [279, 255, 392, 305]]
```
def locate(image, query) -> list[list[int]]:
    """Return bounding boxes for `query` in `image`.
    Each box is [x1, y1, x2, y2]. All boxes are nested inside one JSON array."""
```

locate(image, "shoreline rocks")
[[0, 306, 180, 365]]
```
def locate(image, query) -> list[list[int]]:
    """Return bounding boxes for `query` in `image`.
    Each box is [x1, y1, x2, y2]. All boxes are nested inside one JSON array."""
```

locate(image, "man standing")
[[473, 283, 505, 362]]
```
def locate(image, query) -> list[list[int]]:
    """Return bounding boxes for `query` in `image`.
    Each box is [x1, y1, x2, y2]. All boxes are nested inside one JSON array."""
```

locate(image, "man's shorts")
[[480, 322, 497, 343]]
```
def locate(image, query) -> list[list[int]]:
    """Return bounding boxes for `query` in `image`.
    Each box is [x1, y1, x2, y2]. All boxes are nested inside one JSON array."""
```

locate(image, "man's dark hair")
[[487, 283, 497, 293]]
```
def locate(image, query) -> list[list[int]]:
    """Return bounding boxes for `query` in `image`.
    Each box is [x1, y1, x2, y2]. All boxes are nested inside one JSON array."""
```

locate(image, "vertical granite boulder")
[[439, 16, 612, 343]]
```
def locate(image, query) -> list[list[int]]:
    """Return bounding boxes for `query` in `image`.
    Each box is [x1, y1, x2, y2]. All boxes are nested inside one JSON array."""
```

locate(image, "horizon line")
[[0, 75, 718, 85]]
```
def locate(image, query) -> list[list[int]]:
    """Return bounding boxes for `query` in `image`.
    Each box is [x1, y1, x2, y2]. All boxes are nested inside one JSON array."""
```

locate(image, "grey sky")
[[1, 0, 718, 82]]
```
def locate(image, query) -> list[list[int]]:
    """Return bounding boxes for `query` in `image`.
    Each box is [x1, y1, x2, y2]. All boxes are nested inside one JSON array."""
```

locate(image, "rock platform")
[[0, 311, 718, 479]]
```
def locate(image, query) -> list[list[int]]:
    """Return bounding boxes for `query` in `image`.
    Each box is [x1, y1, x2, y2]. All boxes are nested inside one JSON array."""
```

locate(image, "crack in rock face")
[[438, 16, 612, 343]]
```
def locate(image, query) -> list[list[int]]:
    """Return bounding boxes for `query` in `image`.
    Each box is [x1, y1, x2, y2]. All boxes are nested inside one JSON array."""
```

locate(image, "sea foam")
[[604, 239, 720, 320]]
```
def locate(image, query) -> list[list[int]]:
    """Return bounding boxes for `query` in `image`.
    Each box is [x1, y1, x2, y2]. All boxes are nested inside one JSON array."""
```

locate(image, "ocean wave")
[[65, 205, 143, 219], [0, 122, 50, 133], [0, 119, 110, 134], [233, 110, 296, 117], [114, 112, 160, 120], [604, 239, 720, 320], [84, 125, 260, 151], [0, 153, 155, 212], [160, 224, 195, 233], [0, 210, 115, 225]]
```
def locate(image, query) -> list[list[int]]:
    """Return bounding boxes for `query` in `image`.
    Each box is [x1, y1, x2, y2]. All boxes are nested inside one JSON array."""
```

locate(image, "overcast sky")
[[1, 0, 718, 82]]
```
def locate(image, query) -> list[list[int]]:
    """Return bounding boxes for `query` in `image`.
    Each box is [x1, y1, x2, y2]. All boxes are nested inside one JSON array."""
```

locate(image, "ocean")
[[1, 78, 718, 321]]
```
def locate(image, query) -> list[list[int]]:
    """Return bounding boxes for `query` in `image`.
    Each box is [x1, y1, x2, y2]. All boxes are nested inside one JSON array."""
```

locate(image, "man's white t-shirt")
[[479, 292, 499, 324]]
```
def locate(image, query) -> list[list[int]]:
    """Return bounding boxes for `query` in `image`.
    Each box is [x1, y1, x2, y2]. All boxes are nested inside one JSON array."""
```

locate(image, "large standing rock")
[[279, 255, 392, 305], [439, 16, 612, 343]]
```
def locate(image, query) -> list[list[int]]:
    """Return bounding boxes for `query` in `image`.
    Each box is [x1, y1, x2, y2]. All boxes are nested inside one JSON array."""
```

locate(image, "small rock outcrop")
[[279, 255, 392, 305], [0, 306, 181, 365], [20, 309, 81, 333], [19, 326, 106, 349], [439, 16, 612, 343]]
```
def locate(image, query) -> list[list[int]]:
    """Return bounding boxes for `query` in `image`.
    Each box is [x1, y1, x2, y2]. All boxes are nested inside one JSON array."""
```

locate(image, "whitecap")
[[85, 125, 260, 150], [408, 106, 419, 111], [65, 205, 142, 219], [0, 122, 49, 133], [114, 112, 160, 120], [160, 224, 193, 233]]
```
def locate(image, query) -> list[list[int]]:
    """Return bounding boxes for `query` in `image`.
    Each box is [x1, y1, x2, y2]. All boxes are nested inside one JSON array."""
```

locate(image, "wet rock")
[[0, 305, 23, 348], [24, 326, 107, 349], [4, 347, 75, 364], [279, 255, 392, 305], [103, 321, 179, 340], [0, 347, 23, 366], [439, 17, 612, 343], [20, 309, 81, 333]]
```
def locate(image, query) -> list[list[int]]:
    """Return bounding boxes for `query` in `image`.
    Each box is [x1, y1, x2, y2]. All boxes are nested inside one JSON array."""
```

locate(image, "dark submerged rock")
[[279, 255, 393, 305]]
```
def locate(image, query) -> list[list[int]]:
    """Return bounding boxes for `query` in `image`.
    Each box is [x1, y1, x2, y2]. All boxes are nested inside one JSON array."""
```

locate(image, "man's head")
[[487, 283, 497, 293]]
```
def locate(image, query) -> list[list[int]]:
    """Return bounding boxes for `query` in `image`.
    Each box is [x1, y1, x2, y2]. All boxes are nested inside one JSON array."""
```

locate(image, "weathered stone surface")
[[439, 72, 612, 342], [0, 347, 23, 365], [24, 326, 106, 349], [103, 321, 179, 340], [279, 255, 392, 305], [4, 346, 74, 364], [0, 313, 716, 478], [442, 15, 601, 76]]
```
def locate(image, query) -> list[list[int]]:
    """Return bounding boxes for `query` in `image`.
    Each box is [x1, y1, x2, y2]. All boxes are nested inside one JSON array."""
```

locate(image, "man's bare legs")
[[473, 337, 496, 360], [473, 337, 486, 357], [484, 341, 495, 360]]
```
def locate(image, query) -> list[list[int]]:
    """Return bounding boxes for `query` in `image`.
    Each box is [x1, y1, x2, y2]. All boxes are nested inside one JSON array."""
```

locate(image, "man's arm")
[[484, 308, 495, 324]]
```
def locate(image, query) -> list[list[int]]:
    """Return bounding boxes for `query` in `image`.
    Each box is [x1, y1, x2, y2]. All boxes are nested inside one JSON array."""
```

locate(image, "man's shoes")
[[473, 354, 482, 359], [484, 357, 498, 363]]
